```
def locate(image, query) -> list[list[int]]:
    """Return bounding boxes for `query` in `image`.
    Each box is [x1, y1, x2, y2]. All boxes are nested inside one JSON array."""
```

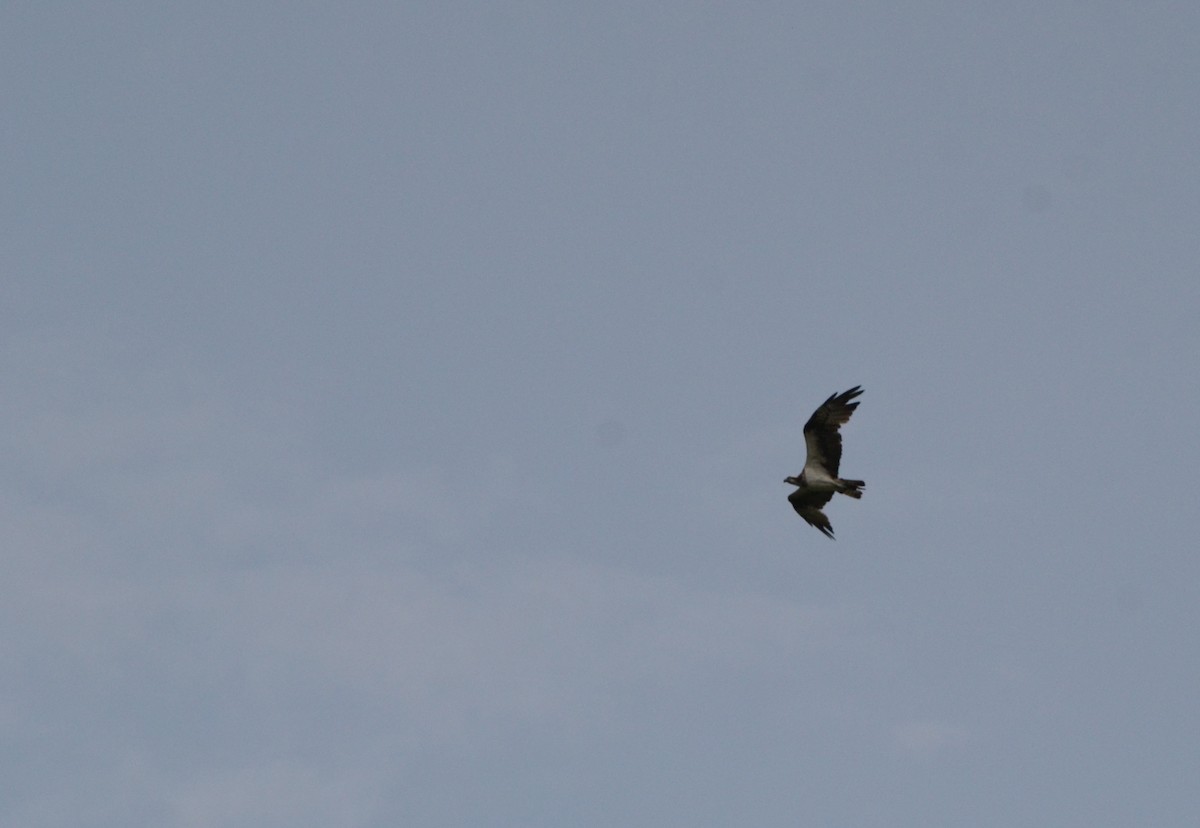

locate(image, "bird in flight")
[[785, 386, 865, 539]]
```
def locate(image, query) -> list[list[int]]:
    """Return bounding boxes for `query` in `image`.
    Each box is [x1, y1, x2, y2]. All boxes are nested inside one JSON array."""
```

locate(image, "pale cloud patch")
[[168, 762, 381, 828], [892, 719, 972, 756], [1, 327, 870, 824]]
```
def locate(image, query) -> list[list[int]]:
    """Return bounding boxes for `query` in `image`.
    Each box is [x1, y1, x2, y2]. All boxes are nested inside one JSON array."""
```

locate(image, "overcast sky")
[[4, 3, 1199, 826]]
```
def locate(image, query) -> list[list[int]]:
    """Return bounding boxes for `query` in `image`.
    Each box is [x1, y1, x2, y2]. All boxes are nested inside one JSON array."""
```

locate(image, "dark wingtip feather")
[[799, 509, 837, 539], [834, 386, 864, 407]]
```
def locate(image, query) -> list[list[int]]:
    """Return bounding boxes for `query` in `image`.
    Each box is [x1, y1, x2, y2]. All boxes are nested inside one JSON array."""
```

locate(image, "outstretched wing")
[[802, 386, 863, 478], [788, 489, 836, 539]]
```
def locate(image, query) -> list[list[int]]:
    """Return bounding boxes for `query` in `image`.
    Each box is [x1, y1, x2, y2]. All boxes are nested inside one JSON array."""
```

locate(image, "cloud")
[[891, 720, 971, 756], [167, 761, 381, 828], [1, 328, 865, 824]]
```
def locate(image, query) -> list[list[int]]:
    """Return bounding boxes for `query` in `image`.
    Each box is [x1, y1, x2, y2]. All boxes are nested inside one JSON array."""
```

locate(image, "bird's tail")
[[838, 479, 865, 499]]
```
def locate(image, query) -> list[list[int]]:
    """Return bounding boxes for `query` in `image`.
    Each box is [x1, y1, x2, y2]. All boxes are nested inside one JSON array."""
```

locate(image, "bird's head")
[[784, 476, 802, 487]]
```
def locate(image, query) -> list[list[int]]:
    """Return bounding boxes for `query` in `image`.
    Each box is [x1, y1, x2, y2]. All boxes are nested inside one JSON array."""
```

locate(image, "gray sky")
[[4, 3, 1199, 826]]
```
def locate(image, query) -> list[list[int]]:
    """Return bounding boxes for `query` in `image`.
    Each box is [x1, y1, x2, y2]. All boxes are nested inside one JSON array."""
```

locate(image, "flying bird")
[[785, 386, 865, 539]]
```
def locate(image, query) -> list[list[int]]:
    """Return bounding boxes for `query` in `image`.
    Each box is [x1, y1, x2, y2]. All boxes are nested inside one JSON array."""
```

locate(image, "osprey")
[[785, 386, 865, 539]]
